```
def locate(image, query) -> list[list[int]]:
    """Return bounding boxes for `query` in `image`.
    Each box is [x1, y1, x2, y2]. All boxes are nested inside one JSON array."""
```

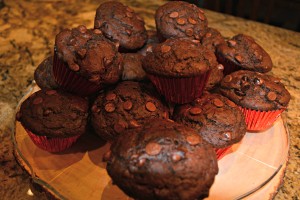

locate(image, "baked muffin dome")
[[173, 93, 246, 148], [94, 1, 147, 51], [105, 119, 218, 200], [91, 81, 170, 141]]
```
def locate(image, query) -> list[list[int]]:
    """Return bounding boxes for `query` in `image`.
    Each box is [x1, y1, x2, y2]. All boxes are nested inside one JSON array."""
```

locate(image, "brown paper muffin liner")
[[147, 71, 210, 104], [216, 54, 241, 76], [53, 52, 101, 96], [215, 146, 231, 160], [239, 107, 285, 132], [27, 130, 81, 153]]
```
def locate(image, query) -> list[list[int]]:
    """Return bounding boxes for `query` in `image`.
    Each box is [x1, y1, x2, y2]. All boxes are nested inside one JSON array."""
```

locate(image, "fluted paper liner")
[[215, 146, 232, 160]]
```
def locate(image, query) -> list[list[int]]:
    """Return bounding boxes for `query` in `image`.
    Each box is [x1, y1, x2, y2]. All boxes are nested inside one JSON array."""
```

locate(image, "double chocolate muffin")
[[54, 25, 122, 88], [220, 70, 290, 111], [17, 89, 89, 138], [173, 93, 246, 148], [216, 34, 273, 75], [34, 56, 59, 90], [105, 119, 218, 200], [91, 81, 170, 141], [155, 1, 208, 41], [94, 1, 148, 52]]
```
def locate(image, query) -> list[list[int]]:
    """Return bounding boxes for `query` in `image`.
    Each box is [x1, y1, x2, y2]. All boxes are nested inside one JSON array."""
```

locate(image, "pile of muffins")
[[17, 1, 291, 199]]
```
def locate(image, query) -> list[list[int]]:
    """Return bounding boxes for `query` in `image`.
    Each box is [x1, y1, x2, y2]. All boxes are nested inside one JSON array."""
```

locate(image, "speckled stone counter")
[[0, 0, 299, 199]]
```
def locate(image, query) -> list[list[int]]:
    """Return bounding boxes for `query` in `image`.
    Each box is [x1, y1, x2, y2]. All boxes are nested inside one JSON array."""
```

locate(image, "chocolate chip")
[[254, 77, 263, 85], [69, 63, 80, 72], [228, 40, 236, 47], [78, 25, 87, 33], [105, 93, 116, 101], [186, 135, 200, 146], [217, 64, 224, 70], [126, 7, 134, 13], [189, 107, 202, 115], [145, 142, 162, 156], [129, 120, 140, 128], [103, 150, 112, 162], [199, 9, 204, 14], [43, 109, 53, 116], [33, 97, 43, 105], [126, 12, 133, 18], [176, 18, 186, 25], [104, 57, 112, 66], [161, 45, 171, 53], [192, 39, 200, 43], [137, 158, 146, 167], [198, 13, 205, 21], [146, 102, 156, 112], [93, 29, 102, 34], [125, 29, 132, 36], [221, 132, 232, 141], [241, 76, 249, 82], [267, 92, 277, 101], [226, 100, 236, 107], [188, 17, 197, 24], [171, 153, 182, 162], [123, 100, 133, 111], [77, 49, 87, 58], [213, 98, 224, 107], [223, 75, 232, 83], [234, 89, 246, 96], [114, 122, 126, 133], [205, 32, 212, 38], [105, 103, 115, 113], [235, 55, 243, 63], [169, 11, 179, 18], [185, 28, 194, 37], [46, 90, 57, 95]]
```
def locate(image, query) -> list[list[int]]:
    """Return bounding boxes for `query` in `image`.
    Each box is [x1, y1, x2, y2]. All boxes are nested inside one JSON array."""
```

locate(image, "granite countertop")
[[0, 0, 299, 199]]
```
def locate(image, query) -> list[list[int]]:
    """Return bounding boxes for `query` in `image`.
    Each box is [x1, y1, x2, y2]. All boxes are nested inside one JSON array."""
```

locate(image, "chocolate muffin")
[[216, 34, 273, 75], [105, 119, 218, 200], [138, 30, 160, 56], [121, 53, 146, 81], [17, 89, 89, 138], [201, 27, 226, 53], [34, 56, 59, 90], [220, 70, 290, 131], [54, 25, 122, 96], [173, 93, 246, 148], [91, 81, 170, 141], [94, 1, 148, 52], [155, 1, 208, 41], [143, 38, 217, 103]]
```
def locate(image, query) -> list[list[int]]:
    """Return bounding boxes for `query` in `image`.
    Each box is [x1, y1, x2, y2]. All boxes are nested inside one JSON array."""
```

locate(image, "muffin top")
[[34, 56, 59, 90], [121, 53, 146, 81], [94, 1, 147, 51], [91, 81, 170, 141], [216, 34, 273, 73], [105, 119, 218, 200], [201, 27, 226, 53], [55, 25, 122, 85], [143, 38, 217, 77], [173, 93, 246, 148], [220, 70, 291, 110], [17, 90, 89, 137], [155, 1, 208, 41]]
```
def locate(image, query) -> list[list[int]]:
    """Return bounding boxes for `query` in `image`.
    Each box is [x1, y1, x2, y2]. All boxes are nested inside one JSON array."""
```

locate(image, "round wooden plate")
[[13, 84, 289, 200]]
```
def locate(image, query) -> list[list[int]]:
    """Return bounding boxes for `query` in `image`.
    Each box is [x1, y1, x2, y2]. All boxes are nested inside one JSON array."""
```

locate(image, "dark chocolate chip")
[[145, 142, 162, 156], [221, 132, 232, 141], [254, 77, 263, 85], [105, 103, 115, 113], [188, 17, 197, 24], [176, 18, 186, 25]]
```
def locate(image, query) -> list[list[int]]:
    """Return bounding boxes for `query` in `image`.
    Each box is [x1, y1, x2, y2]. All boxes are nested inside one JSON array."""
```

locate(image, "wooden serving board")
[[13, 85, 289, 200]]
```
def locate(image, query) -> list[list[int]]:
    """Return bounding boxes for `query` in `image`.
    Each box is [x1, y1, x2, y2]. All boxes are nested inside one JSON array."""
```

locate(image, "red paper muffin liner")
[[27, 130, 80, 153], [239, 107, 285, 132], [216, 54, 241, 76], [53, 52, 101, 96], [147, 71, 210, 104], [215, 146, 231, 160]]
